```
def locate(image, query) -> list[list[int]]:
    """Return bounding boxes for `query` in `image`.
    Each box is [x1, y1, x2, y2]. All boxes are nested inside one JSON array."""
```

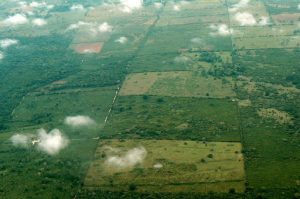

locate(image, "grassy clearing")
[[120, 71, 236, 98], [233, 35, 300, 49], [257, 108, 293, 125], [84, 139, 245, 193], [11, 86, 116, 136], [103, 96, 240, 142], [232, 25, 299, 38], [147, 25, 232, 53]]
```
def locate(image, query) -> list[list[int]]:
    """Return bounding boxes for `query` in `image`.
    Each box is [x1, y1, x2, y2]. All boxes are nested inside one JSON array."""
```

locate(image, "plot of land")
[[84, 139, 245, 193], [119, 71, 236, 98], [103, 96, 241, 142], [11, 86, 117, 135], [71, 42, 103, 54], [233, 35, 300, 49]]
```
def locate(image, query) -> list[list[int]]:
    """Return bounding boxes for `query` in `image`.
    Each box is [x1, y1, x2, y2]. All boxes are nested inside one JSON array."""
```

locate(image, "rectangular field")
[[103, 96, 241, 142], [119, 71, 236, 98], [84, 139, 245, 193], [11, 86, 117, 135]]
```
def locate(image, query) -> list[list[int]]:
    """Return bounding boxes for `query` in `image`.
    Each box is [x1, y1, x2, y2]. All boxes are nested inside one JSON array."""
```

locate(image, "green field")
[[120, 71, 236, 98], [1, 0, 300, 198], [103, 96, 241, 142], [11, 86, 117, 137], [84, 139, 245, 193]]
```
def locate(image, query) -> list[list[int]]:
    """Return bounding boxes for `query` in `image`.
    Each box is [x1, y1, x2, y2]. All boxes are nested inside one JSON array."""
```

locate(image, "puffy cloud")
[[10, 134, 29, 148], [154, 2, 163, 9], [153, 163, 163, 169], [115, 36, 128, 44], [30, 1, 47, 8], [2, 14, 29, 26], [190, 37, 203, 44], [64, 115, 96, 127], [67, 21, 92, 30], [70, 4, 85, 11], [0, 39, 18, 49], [210, 24, 233, 36], [173, 5, 180, 11], [120, 0, 143, 13], [174, 56, 190, 63], [98, 22, 113, 33], [19, 1, 54, 13], [229, 0, 249, 12], [258, 16, 270, 26], [298, 4, 300, 10], [105, 146, 147, 169], [32, 18, 47, 26], [66, 21, 112, 36], [234, 12, 257, 26], [37, 129, 69, 155]]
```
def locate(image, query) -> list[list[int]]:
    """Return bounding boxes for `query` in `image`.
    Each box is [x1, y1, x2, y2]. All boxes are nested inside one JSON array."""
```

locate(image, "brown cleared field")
[[84, 139, 245, 193], [271, 13, 300, 25], [71, 42, 103, 54], [119, 71, 236, 98]]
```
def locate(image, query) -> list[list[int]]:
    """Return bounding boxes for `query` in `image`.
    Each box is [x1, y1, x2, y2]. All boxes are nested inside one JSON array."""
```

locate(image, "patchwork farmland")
[[0, 0, 299, 199]]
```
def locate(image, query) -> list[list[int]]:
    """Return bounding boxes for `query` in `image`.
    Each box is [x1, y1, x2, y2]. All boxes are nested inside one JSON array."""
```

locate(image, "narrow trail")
[[224, 1, 247, 196]]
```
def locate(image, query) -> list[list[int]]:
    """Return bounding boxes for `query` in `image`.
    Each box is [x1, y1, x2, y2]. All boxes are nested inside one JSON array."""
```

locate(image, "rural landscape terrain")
[[0, 0, 300, 198]]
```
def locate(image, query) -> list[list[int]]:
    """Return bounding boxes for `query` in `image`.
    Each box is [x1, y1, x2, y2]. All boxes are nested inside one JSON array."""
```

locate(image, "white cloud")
[[70, 4, 85, 11], [67, 21, 92, 30], [258, 16, 270, 26], [229, 0, 250, 12], [105, 146, 147, 169], [37, 129, 69, 155], [154, 2, 162, 9], [19, 1, 54, 13], [66, 21, 111, 36], [64, 115, 96, 127], [174, 56, 190, 63], [98, 22, 113, 33], [10, 134, 29, 148], [32, 18, 47, 26], [115, 36, 128, 44], [298, 4, 300, 10], [2, 14, 29, 26], [191, 37, 203, 44], [0, 39, 18, 49], [120, 0, 143, 13], [173, 5, 180, 11], [153, 163, 163, 169], [234, 12, 257, 26], [30, 1, 47, 8], [210, 24, 233, 36]]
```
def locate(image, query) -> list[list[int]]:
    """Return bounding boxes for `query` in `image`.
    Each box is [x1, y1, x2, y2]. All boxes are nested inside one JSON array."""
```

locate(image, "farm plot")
[[233, 35, 300, 49], [84, 139, 245, 193], [232, 24, 300, 38], [119, 71, 236, 98], [11, 86, 117, 135], [103, 96, 241, 142], [139, 24, 232, 54]]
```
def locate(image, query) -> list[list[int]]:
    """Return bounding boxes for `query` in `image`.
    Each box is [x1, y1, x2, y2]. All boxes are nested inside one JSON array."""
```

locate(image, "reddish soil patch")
[[272, 13, 300, 23], [72, 42, 103, 54]]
